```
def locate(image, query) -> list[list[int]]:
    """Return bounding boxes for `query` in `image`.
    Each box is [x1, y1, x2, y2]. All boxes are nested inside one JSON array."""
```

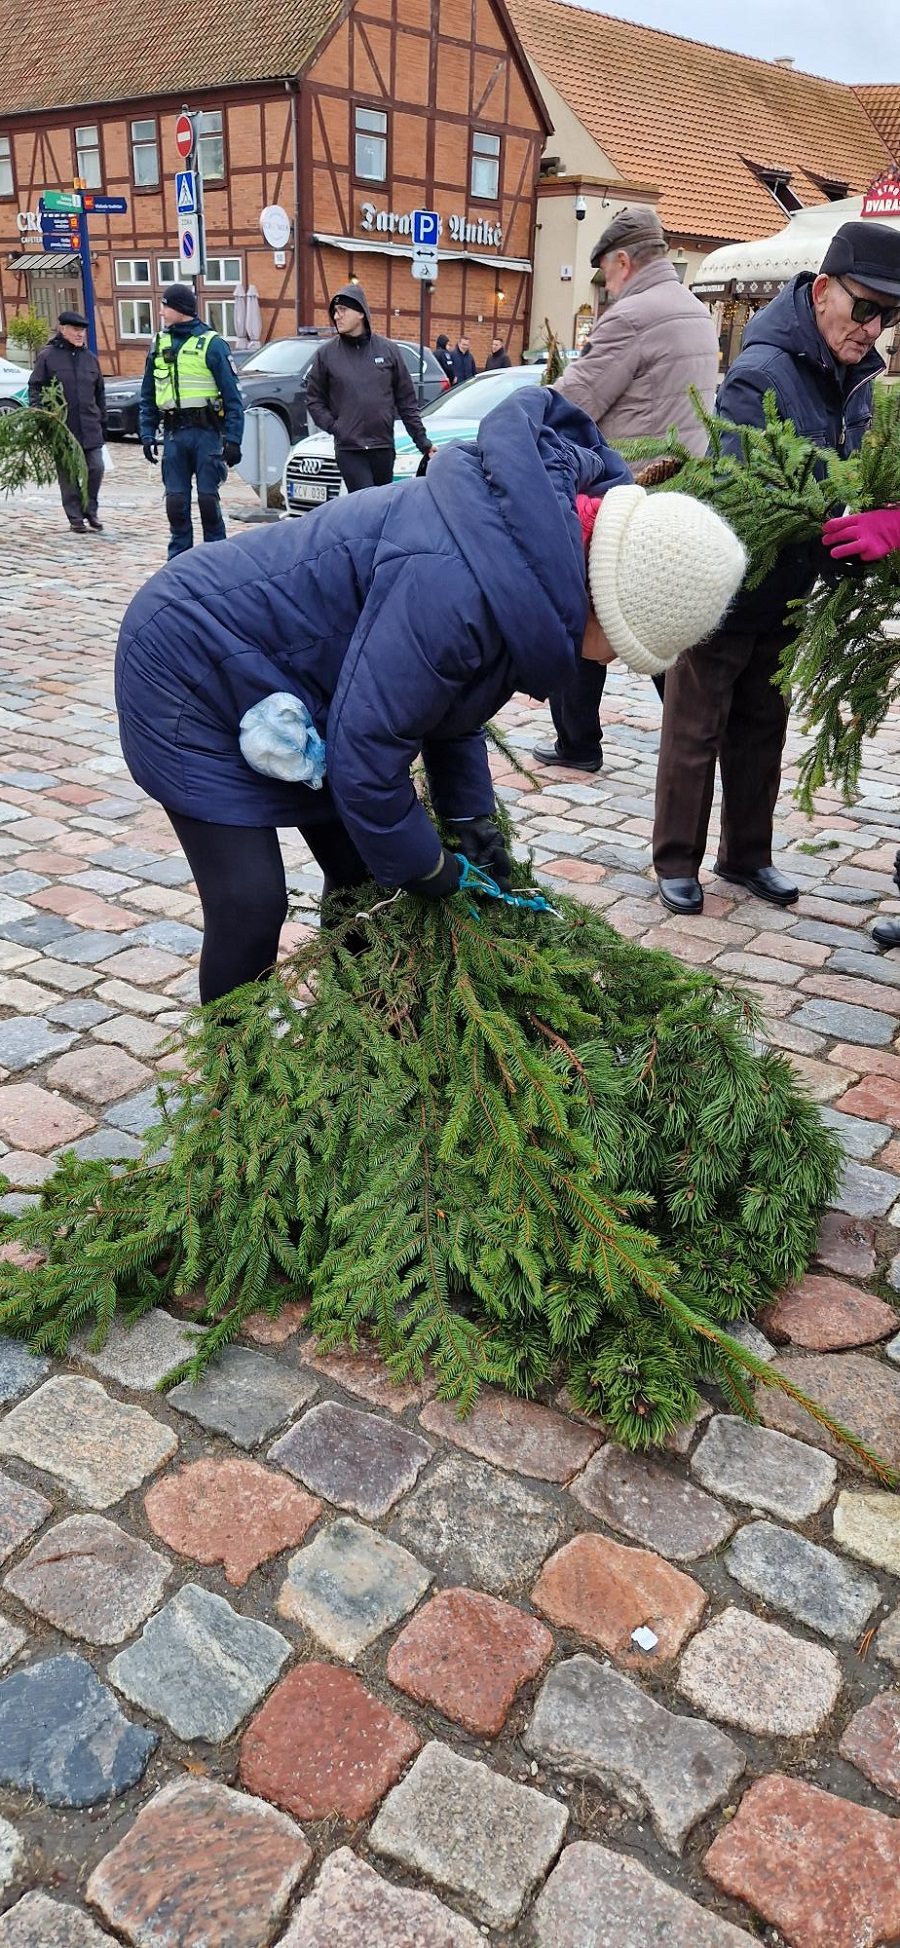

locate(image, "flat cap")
[[819, 221, 900, 299], [591, 206, 666, 268], [57, 309, 88, 327]]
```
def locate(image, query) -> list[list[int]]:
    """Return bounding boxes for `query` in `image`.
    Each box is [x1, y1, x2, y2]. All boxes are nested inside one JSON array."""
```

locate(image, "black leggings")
[[167, 811, 369, 1004]]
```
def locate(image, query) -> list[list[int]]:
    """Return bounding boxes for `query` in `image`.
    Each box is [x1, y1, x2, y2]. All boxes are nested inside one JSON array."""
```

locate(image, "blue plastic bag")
[[238, 693, 326, 788]]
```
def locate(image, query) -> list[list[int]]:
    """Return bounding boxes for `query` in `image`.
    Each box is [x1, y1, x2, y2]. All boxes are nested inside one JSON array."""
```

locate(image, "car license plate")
[[289, 482, 328, 504]]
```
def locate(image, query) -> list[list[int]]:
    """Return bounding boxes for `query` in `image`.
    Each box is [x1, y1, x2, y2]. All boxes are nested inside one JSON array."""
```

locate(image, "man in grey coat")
[[28, 309, 107, 534], [534, 208, 718, 770]]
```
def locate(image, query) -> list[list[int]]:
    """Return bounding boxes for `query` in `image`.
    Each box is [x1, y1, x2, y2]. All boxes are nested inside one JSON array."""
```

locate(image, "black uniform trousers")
[[652, 623, 791, 880], [549, 660, 665, 758]]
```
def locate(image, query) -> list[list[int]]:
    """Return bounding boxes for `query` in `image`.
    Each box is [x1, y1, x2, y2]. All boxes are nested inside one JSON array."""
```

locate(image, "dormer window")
[[745, 161, 803, 215]]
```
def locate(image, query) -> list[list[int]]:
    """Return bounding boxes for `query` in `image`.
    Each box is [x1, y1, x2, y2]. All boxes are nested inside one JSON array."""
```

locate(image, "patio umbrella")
[[232, 282, 247, 346], [245, 285, 262, 349]]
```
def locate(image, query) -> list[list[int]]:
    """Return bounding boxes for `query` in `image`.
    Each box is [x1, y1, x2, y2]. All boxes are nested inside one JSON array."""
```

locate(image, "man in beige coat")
[[534, 208, 719, 771]]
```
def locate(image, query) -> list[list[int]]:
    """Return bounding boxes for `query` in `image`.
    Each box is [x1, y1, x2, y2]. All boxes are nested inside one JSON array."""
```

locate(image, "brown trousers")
[[653, 623, 791, 879]]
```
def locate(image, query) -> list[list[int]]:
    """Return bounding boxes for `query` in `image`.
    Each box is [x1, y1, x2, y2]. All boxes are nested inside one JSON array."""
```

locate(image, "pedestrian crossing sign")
[[176, 171, 197, 215]]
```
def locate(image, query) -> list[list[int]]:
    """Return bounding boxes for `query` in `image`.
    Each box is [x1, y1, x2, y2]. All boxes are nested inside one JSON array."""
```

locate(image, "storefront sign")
[[862, 171, 900, 219], [16, 211, 43, 236], [359, 201, 502, 248]]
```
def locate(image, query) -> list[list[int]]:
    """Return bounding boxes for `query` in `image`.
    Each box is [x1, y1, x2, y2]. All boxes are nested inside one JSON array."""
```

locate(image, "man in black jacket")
[[28, 308, 107, 533], [306, 286, 434, 492], [449, 335, 477, 385]]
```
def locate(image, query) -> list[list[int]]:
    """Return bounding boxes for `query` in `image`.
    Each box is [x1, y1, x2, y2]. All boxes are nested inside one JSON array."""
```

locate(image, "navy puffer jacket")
[[716, 274, 884, 630], [116, 390, 630, 886]]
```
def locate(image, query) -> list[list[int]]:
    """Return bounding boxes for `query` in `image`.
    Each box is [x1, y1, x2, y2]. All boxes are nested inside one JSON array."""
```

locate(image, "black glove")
[[142, 441, 159, 465], [404, 849, 461, 899], [448, 814, 512, 892], [816, 539, 865, 587], [223, 441, 242, 468]]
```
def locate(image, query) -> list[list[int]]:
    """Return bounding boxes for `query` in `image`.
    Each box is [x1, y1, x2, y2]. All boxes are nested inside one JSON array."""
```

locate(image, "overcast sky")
[[579, 0, 897, 84]]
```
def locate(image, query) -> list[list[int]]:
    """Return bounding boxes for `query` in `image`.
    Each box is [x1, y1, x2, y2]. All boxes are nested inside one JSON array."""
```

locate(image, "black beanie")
[[162, 282, 197, 317]]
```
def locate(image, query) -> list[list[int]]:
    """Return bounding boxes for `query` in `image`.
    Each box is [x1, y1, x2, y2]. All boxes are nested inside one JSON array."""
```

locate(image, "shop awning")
[[6, 251, 81, 272], [692, 193, 900, 300], [312, 232, 532, 273]]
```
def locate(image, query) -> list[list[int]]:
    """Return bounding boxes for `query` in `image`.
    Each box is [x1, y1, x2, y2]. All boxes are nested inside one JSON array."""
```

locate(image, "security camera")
[[574, 195, 587, 221]]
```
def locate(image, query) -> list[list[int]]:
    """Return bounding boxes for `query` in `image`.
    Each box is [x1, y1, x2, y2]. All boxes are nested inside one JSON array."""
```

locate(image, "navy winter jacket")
[[716, 275, 883, 629], [116, 390, 630, 886]]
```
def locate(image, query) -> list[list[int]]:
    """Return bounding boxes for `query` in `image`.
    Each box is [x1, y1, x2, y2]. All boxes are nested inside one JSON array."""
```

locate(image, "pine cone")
[[633, 456, 685, 488]]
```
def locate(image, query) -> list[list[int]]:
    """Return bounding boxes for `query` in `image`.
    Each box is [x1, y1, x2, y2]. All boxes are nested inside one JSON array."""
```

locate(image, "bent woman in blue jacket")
[[115, 390, 745, 1001]]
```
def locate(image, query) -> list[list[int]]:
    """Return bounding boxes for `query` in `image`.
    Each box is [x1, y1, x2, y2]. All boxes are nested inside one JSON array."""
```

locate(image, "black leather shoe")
[[85, 514, 104, 531], [872, 917, 900, 950], [531, 740, 602, 774], [657, 875, 703, 915], [68, 520, 87, 533], [714, 863, 799, 907]]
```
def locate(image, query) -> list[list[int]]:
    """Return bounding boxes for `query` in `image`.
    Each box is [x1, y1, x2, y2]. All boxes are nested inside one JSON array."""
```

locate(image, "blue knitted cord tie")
[[455, 854, 558, 917]]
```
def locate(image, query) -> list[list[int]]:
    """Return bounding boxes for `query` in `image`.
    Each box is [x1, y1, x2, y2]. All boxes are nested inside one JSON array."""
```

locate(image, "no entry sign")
[[175, 114, 195, 161]]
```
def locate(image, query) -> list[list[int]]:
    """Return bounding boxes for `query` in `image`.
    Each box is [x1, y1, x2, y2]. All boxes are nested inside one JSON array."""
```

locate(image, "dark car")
[[237, 333, 449, 442], [104, 347, 258, 439]]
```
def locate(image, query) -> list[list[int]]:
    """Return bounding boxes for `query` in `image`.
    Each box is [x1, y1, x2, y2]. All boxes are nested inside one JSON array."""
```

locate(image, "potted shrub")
[[5, 307, 49, 368]]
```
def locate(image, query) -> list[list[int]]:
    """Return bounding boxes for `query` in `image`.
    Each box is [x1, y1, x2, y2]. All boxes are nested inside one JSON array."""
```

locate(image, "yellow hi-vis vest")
[[152, 329, 222, 414]]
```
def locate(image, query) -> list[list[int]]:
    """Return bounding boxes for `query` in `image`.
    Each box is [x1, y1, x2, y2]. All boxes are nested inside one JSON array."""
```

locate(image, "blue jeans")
[[161, 425, 227, 559]]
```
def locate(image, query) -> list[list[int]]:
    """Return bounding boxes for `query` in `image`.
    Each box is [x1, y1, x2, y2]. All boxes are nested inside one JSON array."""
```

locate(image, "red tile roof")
[[855, 88, 900, 163], [2, 0, 345, 112], [508, 0, 896, 240]]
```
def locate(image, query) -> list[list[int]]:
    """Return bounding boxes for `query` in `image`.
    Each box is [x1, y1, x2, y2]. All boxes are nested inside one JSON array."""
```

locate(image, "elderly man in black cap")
[[139, 282, 245, 559], [28, 309, 107, 533], [534, 207, 719, 771], [653, 219, 900, 918]]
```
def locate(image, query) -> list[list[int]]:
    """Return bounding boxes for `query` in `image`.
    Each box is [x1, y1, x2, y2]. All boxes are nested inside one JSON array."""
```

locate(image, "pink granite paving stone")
[[43, 1044, 152, 1104], [763, 1274, 898, 1348], [241, 1301, 309, 1344], [279, 1847, 482, 1946], [838, 1691, 900, 1799], [814, 1211, 876, 1278], [0, 1472, 52, 1567], [298, 1334, 430, 1413], [532, 1531, 707, 1664], [755, 1351, 900, 1467], [704, 1772, 900, 1948], [386, 1586, 553, 1734], [419, 1388, 599, 1480], [86, 1775, 311, 1948], [144, 1456, 321, 1585], [0, 1082, 94, 1151], [240, 1661, 420, 1820]]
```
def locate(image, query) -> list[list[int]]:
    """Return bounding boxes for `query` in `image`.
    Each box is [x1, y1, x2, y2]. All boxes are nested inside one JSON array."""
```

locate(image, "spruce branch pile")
[[0, 887, 887, 1478], [0, 378, 87, 504], [623, 385, 900, 808]]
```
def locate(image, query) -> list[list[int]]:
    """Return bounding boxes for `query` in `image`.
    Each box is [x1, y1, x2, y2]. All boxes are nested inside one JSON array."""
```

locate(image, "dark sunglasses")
[[835, 277, 900, 329]]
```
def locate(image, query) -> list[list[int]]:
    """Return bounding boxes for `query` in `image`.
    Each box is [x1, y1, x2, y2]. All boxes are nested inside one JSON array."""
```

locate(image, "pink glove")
[[822, 507, 900, 562]]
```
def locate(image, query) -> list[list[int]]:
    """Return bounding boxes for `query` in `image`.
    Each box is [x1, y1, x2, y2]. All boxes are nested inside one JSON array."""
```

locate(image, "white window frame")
[[156, 257, 181, 284], [195, 109, 225, 183], [131, 118, 160, 189], [115, 258, 151, 287], [0, 136, 12, 200], [204, 298, 237, 341], [354, 105, 388, 184], [118, 297, 154, 339], [75, 124, 102, 189], [202, 256, 242, 286], [471, 129, 501, 201]]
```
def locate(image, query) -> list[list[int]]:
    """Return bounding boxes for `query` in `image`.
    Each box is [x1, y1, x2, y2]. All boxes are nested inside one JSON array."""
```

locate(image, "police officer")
[[139, 282, 244, 559]]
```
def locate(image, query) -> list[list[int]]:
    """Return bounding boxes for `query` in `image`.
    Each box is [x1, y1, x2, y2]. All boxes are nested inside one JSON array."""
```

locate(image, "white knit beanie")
[[587, 485, 748, 676]]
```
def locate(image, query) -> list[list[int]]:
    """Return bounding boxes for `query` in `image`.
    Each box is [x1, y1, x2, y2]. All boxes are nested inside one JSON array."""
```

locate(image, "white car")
[[282, 366, 544, 515], [0, 356, 29, 415]]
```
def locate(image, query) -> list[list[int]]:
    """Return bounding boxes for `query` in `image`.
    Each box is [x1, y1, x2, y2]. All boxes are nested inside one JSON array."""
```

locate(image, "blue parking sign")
[[412, 209, 439, 247]]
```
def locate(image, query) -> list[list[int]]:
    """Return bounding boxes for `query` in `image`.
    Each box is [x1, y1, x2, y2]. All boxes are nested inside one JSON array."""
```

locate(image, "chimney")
[[773, 55, 795, 66]]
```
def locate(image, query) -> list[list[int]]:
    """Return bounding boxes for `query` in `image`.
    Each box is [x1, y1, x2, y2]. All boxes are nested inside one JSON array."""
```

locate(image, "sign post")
[[411, 209, 439, 405], [173, 112, 206, 275]]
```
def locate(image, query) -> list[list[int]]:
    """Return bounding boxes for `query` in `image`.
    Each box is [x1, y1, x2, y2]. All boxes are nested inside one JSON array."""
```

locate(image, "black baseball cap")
[[819, 221, 900, 300]]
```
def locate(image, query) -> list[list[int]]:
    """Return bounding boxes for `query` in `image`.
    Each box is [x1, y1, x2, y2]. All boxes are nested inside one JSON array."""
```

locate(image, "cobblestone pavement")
[[0, 449, 898, 1946]]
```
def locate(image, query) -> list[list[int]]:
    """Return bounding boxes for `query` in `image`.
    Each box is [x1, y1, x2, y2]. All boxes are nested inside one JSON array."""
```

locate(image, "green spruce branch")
[[0, 377, 88, 504]]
